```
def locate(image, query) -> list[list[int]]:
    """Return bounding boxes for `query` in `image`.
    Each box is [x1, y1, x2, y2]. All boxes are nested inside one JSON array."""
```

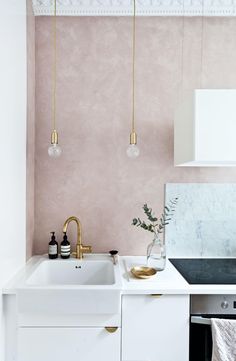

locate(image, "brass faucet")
[[62, 216, 92, 259]]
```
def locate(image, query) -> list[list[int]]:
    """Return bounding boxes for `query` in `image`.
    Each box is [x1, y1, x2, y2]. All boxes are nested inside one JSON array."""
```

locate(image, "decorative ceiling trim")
[[32, 0, 236, 17]]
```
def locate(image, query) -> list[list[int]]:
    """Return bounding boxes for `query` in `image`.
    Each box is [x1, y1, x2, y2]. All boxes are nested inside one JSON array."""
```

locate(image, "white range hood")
[[174, 89, 236, 167]]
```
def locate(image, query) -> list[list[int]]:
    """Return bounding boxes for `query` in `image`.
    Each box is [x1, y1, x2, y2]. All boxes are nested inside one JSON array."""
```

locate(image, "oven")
[[190, 295, 236, 361]]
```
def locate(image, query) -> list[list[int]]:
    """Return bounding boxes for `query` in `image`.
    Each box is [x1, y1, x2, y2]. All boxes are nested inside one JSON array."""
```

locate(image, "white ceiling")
[[32, 0, 236, 17]]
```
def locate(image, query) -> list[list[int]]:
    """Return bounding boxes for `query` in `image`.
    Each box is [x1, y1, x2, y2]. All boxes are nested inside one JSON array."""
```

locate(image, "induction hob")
[[169, 258, 236, 285]]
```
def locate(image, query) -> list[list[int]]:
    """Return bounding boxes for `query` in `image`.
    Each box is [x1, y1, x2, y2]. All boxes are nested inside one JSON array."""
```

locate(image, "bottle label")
[[49, 245, 57, 255], [61, 245, 71, 256]]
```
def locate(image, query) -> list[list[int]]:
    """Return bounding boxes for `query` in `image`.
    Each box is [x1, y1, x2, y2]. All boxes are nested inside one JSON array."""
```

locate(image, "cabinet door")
[[18, 327, 120, 361], [122, 295, 189, 361]]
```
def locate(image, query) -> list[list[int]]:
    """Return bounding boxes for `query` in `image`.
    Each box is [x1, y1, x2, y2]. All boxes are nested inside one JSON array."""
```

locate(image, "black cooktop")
[[169, 258, 236, 285]]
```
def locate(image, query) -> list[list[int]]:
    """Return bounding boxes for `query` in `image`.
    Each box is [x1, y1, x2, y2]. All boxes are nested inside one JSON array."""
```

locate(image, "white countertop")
[[3, 255, 236, 295], [120, 257, 236, 295]]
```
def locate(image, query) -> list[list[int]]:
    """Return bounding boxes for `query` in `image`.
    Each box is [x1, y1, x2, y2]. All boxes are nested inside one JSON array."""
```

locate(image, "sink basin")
[[16, 255, 122, 315], [26, 259, 115, 286]]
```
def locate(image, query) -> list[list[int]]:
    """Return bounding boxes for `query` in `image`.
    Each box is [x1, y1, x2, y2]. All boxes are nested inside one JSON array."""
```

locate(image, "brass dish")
[[131, 266, 157, 279]]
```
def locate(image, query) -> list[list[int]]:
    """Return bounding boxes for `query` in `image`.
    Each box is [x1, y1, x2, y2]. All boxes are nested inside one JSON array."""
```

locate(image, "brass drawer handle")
[[105, 327, 118, 333], [150, 294, 163, 298]]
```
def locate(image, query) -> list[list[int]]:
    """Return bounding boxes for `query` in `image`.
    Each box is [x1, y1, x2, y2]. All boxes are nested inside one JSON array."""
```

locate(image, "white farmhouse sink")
[[14, 255, 122, 315], [26, 259, 115, 286]]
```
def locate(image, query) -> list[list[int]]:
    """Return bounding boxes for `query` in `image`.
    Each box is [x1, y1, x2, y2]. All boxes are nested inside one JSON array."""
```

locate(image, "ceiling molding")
[[32, 0, 236, 17]]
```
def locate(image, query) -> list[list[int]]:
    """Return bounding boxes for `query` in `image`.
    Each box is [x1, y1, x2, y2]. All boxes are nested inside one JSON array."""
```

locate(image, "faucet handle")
[[76, 244, 92, 259], [82, 245, 92, 253]]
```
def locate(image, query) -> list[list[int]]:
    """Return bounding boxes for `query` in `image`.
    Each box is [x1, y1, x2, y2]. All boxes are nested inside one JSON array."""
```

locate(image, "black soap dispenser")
[[48, 232, 58, 259], [60, 232, 71, 259]]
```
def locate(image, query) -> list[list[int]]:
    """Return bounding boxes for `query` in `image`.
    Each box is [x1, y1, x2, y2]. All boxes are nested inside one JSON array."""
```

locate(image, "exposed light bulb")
[[48, 143, 62, 158], [126, 144, 140, 159], [48, 130, 62, 158], [127, 131, 140, 158]]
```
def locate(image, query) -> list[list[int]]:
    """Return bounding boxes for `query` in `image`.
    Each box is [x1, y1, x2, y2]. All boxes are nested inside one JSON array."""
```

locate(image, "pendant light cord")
[[200, 1, 204, 89], [52, 0, 57, 131], [180, 0, 185, 101], [131, 0, 136, 133]]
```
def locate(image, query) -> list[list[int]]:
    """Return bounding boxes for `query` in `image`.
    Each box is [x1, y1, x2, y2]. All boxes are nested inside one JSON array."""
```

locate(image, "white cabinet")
[[175, 89, 236, 166], [5, 291, 190, 361], [18, 327, 120, 361], [122, 294, 189, 361], [4, 294, 121, 361]]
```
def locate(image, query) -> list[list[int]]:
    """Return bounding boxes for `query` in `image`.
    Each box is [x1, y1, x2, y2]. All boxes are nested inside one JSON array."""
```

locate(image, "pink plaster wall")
[[26, 0, 35, 260], [35, 16, 236, 256]]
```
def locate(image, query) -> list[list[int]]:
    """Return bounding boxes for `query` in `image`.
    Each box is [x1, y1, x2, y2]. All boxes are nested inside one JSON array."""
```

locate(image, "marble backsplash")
[[165, 184, 236, 258]]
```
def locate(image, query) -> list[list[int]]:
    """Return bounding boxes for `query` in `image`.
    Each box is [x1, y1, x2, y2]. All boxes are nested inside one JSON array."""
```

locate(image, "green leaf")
[[132, 197, 178, 235]]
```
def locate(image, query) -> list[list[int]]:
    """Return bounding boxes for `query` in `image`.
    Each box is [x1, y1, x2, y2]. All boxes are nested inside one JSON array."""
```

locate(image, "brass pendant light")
[[126, 0, 140, 159], [48, 0, 62, 158]]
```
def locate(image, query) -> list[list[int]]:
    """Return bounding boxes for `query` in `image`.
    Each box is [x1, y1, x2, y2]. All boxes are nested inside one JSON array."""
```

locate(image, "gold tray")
[[131, 266, 157, 279]]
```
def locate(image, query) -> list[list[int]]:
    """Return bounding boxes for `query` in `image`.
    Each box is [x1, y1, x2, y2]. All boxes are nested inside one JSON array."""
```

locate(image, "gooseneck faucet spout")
[[63, 216, 92, 259]]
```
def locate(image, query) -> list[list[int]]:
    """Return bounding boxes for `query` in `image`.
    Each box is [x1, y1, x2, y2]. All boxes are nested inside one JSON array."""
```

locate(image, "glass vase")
[[147, 235, 166, 271]]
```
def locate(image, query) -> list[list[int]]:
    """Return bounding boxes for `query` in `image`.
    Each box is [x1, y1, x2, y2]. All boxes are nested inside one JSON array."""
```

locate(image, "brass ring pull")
[[105, 327, 118, 333], [150, 294, 163, 298]]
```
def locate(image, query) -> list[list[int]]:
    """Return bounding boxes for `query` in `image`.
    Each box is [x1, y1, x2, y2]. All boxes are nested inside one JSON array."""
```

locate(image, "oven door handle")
[[191, 316, 211, 326]]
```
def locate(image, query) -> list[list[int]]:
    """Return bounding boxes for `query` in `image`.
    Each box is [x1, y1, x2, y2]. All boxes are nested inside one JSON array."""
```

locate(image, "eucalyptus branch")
[[132, 197, 178, 235]]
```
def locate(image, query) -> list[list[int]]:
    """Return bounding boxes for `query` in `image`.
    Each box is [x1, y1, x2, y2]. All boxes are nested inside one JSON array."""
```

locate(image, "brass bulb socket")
[[51, 130, 58, 145], [130, 131, 137, 145]]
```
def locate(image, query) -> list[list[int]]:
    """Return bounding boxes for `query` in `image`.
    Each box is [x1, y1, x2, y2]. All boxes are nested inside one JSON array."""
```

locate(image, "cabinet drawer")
[[18, 327, 121, 361], [122, 294, 189, 361]]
